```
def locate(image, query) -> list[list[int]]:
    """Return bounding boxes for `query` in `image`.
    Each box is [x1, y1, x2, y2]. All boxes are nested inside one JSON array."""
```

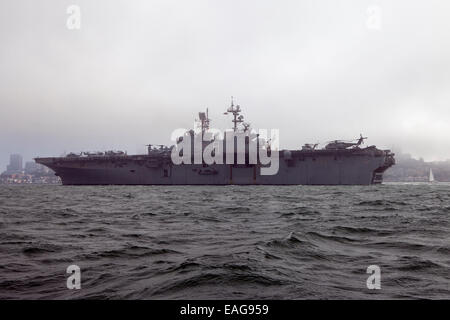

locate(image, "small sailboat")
[[429, 168, 436, 183]]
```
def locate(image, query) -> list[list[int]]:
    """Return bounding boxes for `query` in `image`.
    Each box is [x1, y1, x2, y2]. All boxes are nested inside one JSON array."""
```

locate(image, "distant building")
[[1, 157, 59, 184], [27, 162, 49, 174], [25, 161, 39, 174], [6, 154, 23, 173]]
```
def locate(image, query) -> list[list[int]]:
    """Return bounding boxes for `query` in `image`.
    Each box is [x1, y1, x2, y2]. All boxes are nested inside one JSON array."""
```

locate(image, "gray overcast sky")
[[1, 0, 450, 170]]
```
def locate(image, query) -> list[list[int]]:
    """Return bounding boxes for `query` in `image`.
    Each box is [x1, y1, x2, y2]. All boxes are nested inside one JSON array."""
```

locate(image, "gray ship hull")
[[35, 147, 395, 185]]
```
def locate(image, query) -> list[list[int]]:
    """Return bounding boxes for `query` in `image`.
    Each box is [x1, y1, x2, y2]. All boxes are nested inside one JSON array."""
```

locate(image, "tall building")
[[6, 154, 23, 173]]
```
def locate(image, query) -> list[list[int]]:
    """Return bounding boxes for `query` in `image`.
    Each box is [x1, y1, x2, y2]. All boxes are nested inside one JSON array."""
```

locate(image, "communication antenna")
[[197, 108, 211, 142], [223, 96, 244, 132]]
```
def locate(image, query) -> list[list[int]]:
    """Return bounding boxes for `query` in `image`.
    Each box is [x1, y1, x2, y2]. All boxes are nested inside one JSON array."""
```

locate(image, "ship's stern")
[[371, 150, 395, 184]]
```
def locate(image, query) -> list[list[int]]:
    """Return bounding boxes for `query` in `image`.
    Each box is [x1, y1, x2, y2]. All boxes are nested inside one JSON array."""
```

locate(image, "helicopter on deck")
[[325, 134, 367, 150]]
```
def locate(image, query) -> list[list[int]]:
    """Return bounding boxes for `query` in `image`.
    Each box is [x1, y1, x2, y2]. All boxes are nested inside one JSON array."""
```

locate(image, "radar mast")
[[224, 96, 245, 132]]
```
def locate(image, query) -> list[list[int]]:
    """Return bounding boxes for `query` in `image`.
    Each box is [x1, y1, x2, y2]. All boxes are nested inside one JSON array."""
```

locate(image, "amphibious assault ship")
[[35, 102, 395, 185]]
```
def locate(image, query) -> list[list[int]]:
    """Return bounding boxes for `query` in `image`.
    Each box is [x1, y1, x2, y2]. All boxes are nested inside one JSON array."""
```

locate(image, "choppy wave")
[[0, 183, 449, 299]]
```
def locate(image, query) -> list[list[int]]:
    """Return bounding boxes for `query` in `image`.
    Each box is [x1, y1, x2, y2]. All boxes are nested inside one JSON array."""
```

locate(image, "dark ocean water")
[[0, 183, 449, 299]]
